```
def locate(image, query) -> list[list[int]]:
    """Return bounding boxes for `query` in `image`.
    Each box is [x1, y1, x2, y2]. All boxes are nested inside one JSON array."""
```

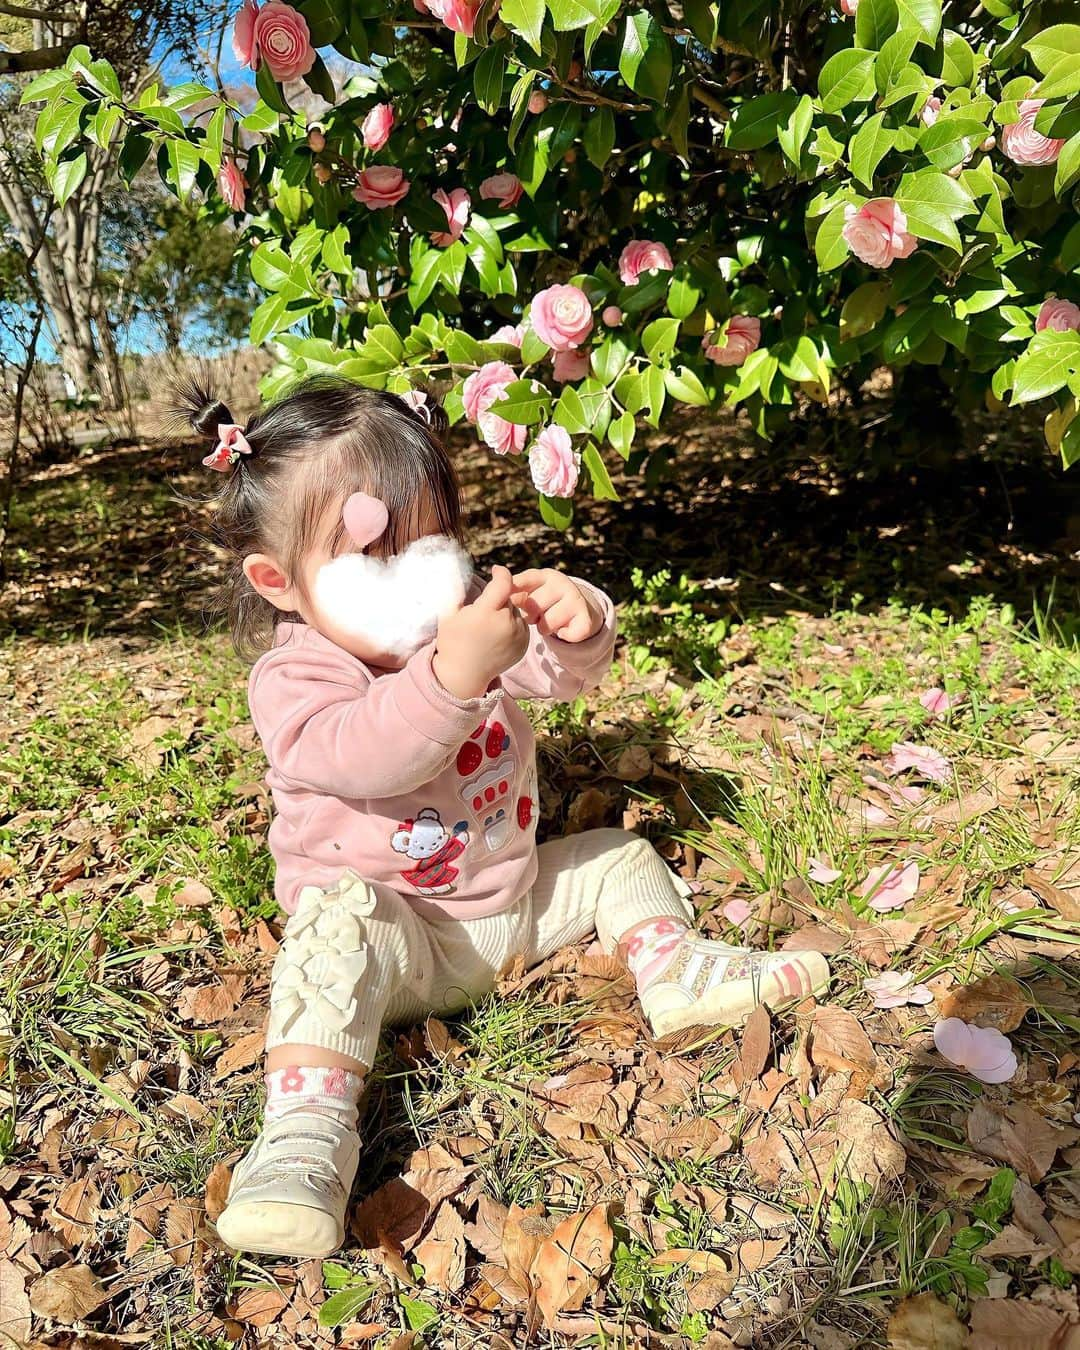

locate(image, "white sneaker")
[[214, 1112, 361, 1259], [640, 940, 831, 1038]]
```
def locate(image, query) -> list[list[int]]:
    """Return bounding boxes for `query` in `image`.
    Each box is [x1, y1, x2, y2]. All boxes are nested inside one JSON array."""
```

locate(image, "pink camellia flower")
[[920, 96, 942, 127], [808, 857, 842, 884], [933, 1018, 1018, 1084], [425, 0, 481, 36], [462, 360, 517, 422], [838, 0, 858, 14], [462, 362, 526, 456], [723, 898, 753, 927], [864, 970, 934, 1009], [529, 425, 580, 498], [1001, 99, 1065, 167], [361, 103, 394, 152], [353, 165, 409, 209], [530, 284, 594, 352], [480, 173, 523, 209], [920, 687, 959, 716], [618, 239, 674, 285], [218, 159, 246, 212], [1036, 297, 1080, 333], [702, 315, 761, 367], [842, 198, 918, 269], [883, 741, 951, 784], [602, 305, 623, 326], [431, 187, 471, 246], [236, 1, 316, 81], [491, 323, 525, 347], [859, 860, 920, 912], [552, 349, 590, 382]]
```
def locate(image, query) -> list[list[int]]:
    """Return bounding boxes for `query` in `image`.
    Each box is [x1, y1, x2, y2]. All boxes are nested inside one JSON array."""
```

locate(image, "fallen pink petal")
[[859, 860, 920, 912], [863, 774, 927, 808], [933, 1018, 1018, 1084], [863, 970, 934, 1009], [722, 898, 752, 926], [883, 741, 952, 784], [808, 857, 841, 884], [919, 687, 958, 715]]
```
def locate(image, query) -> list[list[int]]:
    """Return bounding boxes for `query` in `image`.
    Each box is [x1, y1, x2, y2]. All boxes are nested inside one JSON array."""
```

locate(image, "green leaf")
[[163, 138, 201, 198], [474, 42, 506, 112], [539, 492, 574, 529], [297, 0, 347, 45], [250, 292, 289, 345], [840, 280, 891, 337], [815, 201, 852, 271], [118, 132, 152, 185], [683, 0, 716, 48], [492, 378, 552, 424], [895, 0, 940, 46], [36, 98, 84, 157], [619, 12, 672, 104], [548, 0, 608, 31], [726, 91, 799, 150], [608, 409, 636, 456], [941, 30, 976, 87], [1012, 330, 1080, 405], [1025, 25, 1080, 77], [408, 247, 443, 309], [642, 316, 680, 362], [318, 1285, 375, 1329], [203, 102, 226, 172], [520, 327, 550, 364], [875, 29, 918, 93], [399, 1295, 439, 1333], [894, 168, 974, 249], [583, 105, 615, 167], [1056, 131, 1080, 195], [251, 243, 296, 291], [848, 113, 898, 189], [303, 54, 336, 103], [818, 49, 877, 113], [20, 67, 74, 105], [582, 442, 619, 499], [777, 93, 814, 167], [241, 100, 281, 133], [1034, 55, 1080, 101], [664, 365, 710, 405], [323, 225, 351, 276], [919, 114, 988, 170], [667, 267, 703, 320], [644, 363, 665, 425], [855, 0, 899, 51], [49, 151, 87, 207], [584, 0, 620, 60], [255, 60, 291, 114], [500, 0, 544, 51]]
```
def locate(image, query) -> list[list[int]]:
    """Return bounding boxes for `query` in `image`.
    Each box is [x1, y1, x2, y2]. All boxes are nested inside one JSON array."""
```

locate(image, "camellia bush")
[[23, 0, 1080, 522]]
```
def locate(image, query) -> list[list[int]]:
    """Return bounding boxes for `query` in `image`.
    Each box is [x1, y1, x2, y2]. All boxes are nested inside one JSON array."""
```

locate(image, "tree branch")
[[0, 41, 74, 72], [0, 1, 77, 19]]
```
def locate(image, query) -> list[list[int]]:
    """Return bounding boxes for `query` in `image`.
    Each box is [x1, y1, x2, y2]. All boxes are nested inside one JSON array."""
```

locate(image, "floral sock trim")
[[622, 916, 692, 991], [264, 1064, 363, 1130]]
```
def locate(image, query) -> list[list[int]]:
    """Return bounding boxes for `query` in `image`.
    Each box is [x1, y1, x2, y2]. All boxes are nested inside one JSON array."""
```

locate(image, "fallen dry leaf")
[[613, 745, 652, 782], [353, 1178, 431, 1253], [966, 1100, 1077, 1184], [501, 1202, 552, 1291], [163, 1199, 202, 1266], [649, 1247, 731, 1275], [736, 1234, 789, 1275], [0, 1259, 31, 1343], [204, 1162, 232, 1223], [968, 1297, 1071, 1348], [940, 974, 1031, 1033], [464, 1194, 509, 1262], [176, 971, 244, 1024], [47, 1175, 100, 1248], [213, 1029, 264, 1080], [564, 788, 611, 835], [887, 1293, 969, 1349], [530, 1204, 614, 1329], [29, 1263, 110, 1322], [227, 1284, 290, 1327], [808, 1005, 882, 1096], [413, 1202, 467, 1292], [736, 1004, 771, 1086], [1023, 868, 1080, 923]]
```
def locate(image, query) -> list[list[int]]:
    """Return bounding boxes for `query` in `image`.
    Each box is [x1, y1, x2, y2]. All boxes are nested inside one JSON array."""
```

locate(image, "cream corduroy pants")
[[264, 828, 694, 1070]]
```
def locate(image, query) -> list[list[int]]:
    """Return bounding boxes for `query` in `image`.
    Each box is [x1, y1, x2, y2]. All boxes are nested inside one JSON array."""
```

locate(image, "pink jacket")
[[248, 579, 616, 920]]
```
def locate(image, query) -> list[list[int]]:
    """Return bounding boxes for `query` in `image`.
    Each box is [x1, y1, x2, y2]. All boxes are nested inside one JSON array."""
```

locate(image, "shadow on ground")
[[2, 401, 1077, 645]]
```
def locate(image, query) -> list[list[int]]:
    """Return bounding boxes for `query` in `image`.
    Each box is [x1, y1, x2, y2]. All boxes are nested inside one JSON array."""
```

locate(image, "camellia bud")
[[564, 148, 576, 165], [416, 117, 428, 131], [313, 163, 333, 184], [528, 91, 548, 115], [947, 162, 963, 178], [602, 305, 623, 326], [568, 59, 582, 81], [980, 135, 996, 151], [307, 128, 326, 152]]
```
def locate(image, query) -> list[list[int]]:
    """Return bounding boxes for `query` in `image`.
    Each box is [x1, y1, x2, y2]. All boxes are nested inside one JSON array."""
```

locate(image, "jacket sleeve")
[[248, 639, 501, 799], [500, 577, 618, 701]]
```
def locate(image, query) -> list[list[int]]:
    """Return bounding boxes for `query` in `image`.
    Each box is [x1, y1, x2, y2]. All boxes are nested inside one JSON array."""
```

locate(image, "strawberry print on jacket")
[[247, 576, 616, 920]]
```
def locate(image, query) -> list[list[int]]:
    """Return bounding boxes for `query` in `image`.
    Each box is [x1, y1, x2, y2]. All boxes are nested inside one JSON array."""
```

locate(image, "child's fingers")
[[537, 596, 582, 638], [510, 590, 542, 623], [523, 577, 568, 615], [476, 565, 515, 610], [510, 567, 549, 594]]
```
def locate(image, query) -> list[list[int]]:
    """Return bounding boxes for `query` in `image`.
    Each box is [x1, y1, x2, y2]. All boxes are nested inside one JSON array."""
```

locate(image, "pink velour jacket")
[[248, 578, 616, 920]]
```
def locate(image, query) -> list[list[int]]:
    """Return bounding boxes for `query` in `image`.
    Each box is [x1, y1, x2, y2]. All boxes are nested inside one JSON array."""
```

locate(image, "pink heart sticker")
[[342, 492, 389, 550]]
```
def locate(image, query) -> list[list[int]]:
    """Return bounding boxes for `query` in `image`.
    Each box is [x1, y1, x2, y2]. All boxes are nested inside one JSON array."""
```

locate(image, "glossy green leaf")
[[819, 49, 877, 113], [619, 12, 672, 103]]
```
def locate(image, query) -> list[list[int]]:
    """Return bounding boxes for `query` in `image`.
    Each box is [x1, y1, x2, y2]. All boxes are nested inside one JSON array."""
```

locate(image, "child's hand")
[[510, 569, 603, 643], [433, 565, 529, 699]]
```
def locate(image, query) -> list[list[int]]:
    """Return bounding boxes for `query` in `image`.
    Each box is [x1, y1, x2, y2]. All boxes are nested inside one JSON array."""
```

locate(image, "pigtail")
[[168, 373, 236, 444]]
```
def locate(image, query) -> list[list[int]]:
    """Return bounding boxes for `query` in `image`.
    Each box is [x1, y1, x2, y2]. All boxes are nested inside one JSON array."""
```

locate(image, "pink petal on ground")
[[808, 857, 842, 884], [933, 1018, 1018, 1084], [863, 970, 934, 1008], [863, 774, 927, 809], [883, 741, 952, 784], [823, 642, 846, 656], [723, 898, 752, 926], [920, 688, 958, 715], [859, 860, 920, 912], [864, 804, 893, 825]]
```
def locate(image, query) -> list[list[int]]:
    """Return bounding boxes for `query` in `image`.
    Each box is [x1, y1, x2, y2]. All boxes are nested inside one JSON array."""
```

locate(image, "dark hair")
[[172, 373, 462, 660]]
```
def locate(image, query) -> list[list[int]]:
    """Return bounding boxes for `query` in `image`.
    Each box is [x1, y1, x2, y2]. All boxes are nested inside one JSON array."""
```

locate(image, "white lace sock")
[[264, 1064, 363, 1130]]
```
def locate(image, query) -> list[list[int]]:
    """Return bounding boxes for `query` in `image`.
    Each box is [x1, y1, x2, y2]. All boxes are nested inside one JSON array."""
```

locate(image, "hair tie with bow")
[[202, 423, 253, 473]]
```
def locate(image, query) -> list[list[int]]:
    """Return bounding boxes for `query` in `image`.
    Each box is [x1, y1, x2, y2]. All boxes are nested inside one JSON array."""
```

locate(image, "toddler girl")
[[181, 375, 830, 1259]]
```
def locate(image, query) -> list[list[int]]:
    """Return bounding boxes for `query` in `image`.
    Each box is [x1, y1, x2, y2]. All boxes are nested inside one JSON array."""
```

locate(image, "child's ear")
[[243, 553, 295, 610]]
